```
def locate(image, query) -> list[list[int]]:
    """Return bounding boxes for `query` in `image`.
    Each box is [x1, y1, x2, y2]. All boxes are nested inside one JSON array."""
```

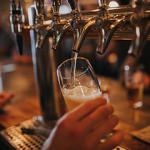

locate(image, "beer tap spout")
[[128, 18, 150, 58], [72, 0, 108, 53], [128, 0, 150, 58], [66, 0, 81, 53], [72, 18, 96, 53], [52, 22, 71, 50], [97, 16, 127, 55]]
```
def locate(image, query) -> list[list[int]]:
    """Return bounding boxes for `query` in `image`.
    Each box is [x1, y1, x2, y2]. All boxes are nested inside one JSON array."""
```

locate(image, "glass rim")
[[57, 57, 93, 80], [57, 57, 91, 71]]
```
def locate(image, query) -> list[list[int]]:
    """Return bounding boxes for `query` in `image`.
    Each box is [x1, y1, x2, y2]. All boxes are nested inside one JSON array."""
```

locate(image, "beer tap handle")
[[73, 19, 96, 52], [95, 0, 109, 55], [128, 0, 147, 58], [10, 0, 16, 33], [98, 0, 107, 7], [128, 18, 150, 58], [97, 17, 127, 55], [10, 0, 24, 55], [52, 23, 71, 50], [17, 1, 24, 55], [52, 0, 61, 12], [11, 0, 16, 13], [35, 0, 44, 15], [96, 28, 105, 55]]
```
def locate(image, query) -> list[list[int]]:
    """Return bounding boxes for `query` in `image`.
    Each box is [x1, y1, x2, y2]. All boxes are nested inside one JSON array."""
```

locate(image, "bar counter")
[[103, 77, 150, 150], [0, 62, 149, 149], [0, 62, 40, 128]]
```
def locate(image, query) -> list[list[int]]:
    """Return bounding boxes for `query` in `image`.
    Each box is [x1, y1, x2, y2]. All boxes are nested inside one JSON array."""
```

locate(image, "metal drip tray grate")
[[0, 117, 50, 150], [0, 117, 127, 150]]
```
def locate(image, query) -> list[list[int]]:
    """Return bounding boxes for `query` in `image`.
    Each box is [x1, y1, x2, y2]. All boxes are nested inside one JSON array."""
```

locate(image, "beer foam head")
[[63, 85, 101, 102]]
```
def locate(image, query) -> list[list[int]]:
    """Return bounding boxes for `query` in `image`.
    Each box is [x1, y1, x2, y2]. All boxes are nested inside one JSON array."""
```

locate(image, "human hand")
[[42, 97, 123, 150], [0, 92, 14, 108]]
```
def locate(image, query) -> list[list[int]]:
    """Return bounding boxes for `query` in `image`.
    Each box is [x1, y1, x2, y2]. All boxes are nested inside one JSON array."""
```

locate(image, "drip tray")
[[0, 117, 127, 150], [0, 117, 51, 150]]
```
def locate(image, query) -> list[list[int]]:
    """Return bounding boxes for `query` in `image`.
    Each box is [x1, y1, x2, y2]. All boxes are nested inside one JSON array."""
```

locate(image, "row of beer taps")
[[9, 0, 150, 123], [10, 0, 150, 58]]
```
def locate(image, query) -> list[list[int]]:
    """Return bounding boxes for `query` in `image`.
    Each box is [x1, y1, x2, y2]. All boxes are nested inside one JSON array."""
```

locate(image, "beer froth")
[[63, 85, 101, 111]]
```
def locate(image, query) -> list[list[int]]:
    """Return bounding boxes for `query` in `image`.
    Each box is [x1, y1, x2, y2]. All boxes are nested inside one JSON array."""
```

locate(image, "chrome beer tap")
[[34, 0, 46, 48], [128, 0, 150, 58], [33, 0, 67, 125], [9, 0, 150, 126], [52, 0, 81, 52], [96, 0, 128, 55], [43, 0, 70, 51], [72, 0, 127, 55], [72, 0, 108, 53], [67, 0, 81, 53], [35, 0, 44, 16], [51, 0, 65, 50], [96, 15, 128, 54], [10, 0, 25, 55], [96, 0, 110, 55]]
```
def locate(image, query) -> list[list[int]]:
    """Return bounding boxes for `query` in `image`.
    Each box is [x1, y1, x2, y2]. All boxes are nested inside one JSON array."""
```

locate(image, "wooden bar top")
[[0, 62, 149, 149], [0, 63, 41, 128], [104, 77, 150, 149]]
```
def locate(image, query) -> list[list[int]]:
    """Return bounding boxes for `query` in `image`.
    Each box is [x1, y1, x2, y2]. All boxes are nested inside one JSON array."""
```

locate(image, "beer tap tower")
[[9, 0, 150, 125]]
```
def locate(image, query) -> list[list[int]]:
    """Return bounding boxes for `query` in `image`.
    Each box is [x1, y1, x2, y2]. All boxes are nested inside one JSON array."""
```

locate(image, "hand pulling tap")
[[10, 0, 25, 55]]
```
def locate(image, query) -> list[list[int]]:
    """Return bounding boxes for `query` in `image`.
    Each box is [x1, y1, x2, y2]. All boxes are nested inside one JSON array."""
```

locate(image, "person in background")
[[42, 97, 124, 150]]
